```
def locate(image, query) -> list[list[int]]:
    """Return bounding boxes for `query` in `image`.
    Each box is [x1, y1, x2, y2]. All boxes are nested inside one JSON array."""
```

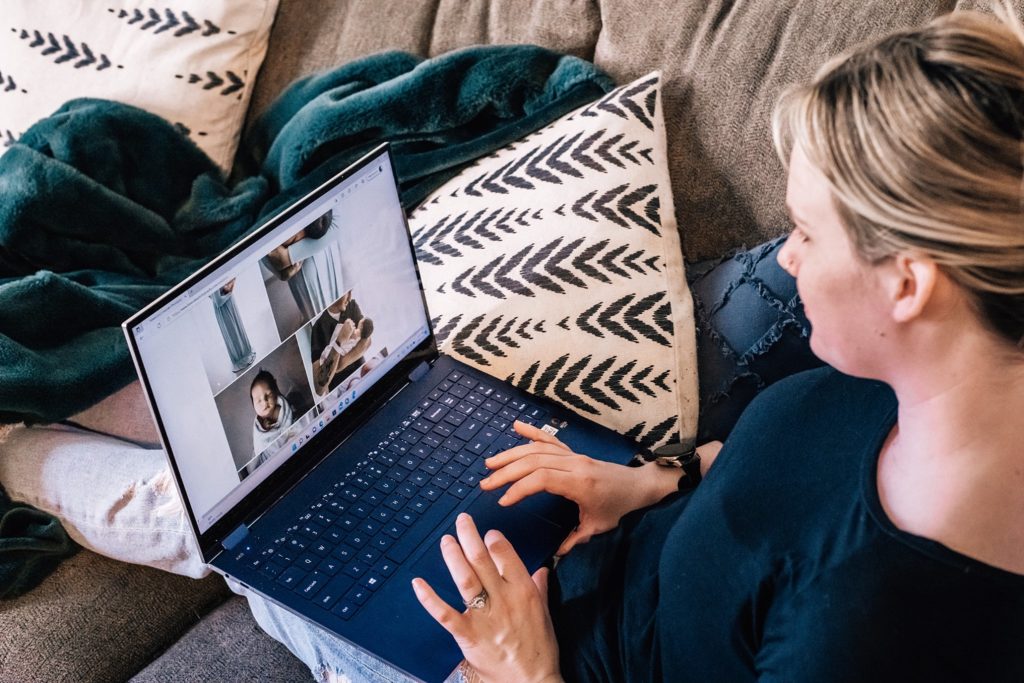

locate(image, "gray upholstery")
[[0, 550, 229, 683], [129, 597, 313, 683], [246, 0, 1019, 260]]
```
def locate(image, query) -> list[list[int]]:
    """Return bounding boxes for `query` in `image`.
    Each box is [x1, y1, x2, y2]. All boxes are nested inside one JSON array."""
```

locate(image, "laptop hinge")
[[222, 523, 250, 551], [408, 360, 430, 382]]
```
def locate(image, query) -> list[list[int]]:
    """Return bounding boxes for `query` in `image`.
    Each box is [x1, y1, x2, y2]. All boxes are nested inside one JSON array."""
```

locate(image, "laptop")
[[123, 143, 640, 683]]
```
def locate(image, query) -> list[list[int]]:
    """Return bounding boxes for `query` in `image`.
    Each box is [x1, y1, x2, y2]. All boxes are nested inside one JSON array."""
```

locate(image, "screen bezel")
[[122, 143, 439, 561]]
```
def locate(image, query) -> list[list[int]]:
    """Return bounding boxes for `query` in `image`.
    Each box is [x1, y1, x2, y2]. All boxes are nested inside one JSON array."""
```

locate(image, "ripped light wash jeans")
[[227, 578, 477, 683]]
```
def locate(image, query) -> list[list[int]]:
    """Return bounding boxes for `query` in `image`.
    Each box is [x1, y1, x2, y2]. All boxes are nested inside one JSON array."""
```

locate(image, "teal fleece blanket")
[[0, 45, 612, 427], [0, 46, 611, 598]]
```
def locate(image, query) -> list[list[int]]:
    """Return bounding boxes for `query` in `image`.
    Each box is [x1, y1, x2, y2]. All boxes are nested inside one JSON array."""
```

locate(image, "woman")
[[240, 9, 1024, 681], [248, 370, 296, 475]]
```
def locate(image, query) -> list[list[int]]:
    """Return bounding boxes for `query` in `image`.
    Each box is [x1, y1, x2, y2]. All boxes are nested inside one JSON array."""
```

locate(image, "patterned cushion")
[[688, 236, 824, 443], [408, 73, 698, 449], [0, 0, 279, 169]]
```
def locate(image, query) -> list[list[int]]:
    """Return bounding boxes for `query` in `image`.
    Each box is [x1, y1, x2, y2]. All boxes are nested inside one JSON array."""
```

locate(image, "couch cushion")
[[0, 0, 279, 170], [408, 72, 698, 448], [0, 550, 229, 683], [129, 596, 311, 683]]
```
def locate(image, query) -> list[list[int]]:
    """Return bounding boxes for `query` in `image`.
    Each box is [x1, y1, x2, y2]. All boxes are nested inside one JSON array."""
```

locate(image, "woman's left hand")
[[412, 513, 563, 683]]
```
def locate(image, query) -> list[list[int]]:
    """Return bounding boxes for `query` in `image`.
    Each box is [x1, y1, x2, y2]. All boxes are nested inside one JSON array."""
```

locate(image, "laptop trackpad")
[[409, 495, 565, 610]]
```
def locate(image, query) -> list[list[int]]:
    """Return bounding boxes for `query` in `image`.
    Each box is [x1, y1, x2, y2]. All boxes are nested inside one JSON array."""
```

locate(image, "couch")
[[0, 1, 1011, 681]]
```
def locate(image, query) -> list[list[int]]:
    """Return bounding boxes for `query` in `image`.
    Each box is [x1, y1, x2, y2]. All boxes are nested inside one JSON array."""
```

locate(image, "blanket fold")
[[0, 45, 612, 596], [0, 483, 78, 600]]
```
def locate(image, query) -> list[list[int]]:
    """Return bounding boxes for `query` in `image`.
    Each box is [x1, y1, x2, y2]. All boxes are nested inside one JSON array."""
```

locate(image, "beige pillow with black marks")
[[408, 72, 698, 449], [0, 0, 278, 169]]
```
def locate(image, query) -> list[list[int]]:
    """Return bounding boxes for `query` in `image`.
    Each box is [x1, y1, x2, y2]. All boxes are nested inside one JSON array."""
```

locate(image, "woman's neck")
[[878, 329, 1024, 572]]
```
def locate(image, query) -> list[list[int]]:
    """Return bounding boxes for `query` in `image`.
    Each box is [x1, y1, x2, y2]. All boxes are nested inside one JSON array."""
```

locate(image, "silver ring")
[[463, 588, 488, 610]]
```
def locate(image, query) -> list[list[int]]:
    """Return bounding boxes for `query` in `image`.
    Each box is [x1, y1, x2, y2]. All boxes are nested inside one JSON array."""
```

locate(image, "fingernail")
[[497, 495, 507, 505]]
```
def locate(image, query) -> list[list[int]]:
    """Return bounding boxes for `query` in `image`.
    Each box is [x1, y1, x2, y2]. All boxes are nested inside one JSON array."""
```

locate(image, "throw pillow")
[[688, 236, 824, 443], [0, 0, 279, 170], [408, 72, 698, 450]]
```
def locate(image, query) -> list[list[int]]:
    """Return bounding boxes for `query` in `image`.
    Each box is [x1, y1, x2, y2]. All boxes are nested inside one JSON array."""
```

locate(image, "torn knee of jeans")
[[106, 481, 137, 524], [315, 664, 352, 683]]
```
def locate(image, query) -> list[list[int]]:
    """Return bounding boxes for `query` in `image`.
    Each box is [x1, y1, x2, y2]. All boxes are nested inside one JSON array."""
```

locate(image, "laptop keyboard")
[[231, 370, 549, 621]]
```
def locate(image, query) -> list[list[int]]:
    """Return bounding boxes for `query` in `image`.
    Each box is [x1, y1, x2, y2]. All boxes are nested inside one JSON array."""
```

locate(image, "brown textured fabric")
[[251, 0, 1023, 260], [129, 597, 311, 683], [0, 551, 229, 683]]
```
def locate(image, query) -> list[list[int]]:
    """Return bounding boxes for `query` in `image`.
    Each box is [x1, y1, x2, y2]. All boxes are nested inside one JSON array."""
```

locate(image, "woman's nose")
[[777, 236, 798, 276]]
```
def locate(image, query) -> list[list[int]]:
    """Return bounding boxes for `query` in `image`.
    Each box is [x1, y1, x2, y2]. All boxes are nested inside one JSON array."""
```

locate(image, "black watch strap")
[[641, 443, 702, 491]]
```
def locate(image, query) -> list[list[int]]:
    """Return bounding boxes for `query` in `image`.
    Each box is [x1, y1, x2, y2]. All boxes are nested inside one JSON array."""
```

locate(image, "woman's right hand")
[[480, 421, 679, 556]]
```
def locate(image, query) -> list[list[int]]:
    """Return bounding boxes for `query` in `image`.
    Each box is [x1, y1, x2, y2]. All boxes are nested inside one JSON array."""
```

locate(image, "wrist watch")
[[641, 442, 702, 492]]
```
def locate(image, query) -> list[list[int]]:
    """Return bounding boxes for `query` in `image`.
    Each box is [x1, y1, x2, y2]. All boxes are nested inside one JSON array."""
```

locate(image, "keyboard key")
[[449, 482, 472, 499], [412, 419, 433, 434], [316, 575, 355, 611], [298, 523, 324, 541], [439, 394, 458, 408], [454, 419, 483, 442], [388, 441, 409, 455], [346, 585, 371, 605], [374, 558, 398, 577], [410, 471, 430, 487], [314, 512, 335, 527], [274, 546, 296, 564], [383, 522, 407, 539], [359, 548, 381, 565], [332, 545, 356, 563], [482, 400, 502, 414], [309, 541, 331, 557], [361, 489, 385, 506], [446, 371, 463, 383], [299, 572, 329, 599], [472, 408, 494, 423], [442, 461, 466, 478], [397, 482, 419, 499], [400, 429, 422, 444], [344, 561, 369, 579], [431, 473, 455, 489], [278, 566, 306, 589], [421, 485, 443, 501], [347, 534, 368, 549], [455, 401, 474, 416], [493, 434, 519, 451], [361, 573, 385, 591], [422, 459, 442, 475], [465, 392, 485, 406], [359, 519, 381, 536], [296, 552, 320, 570], [374, 478, 397, 494], [411, 443, 433, 459], [500, 407, 519, 421], [318, 557, 343, 576], [340, 487, 360, 502], [286, 537, 307, 554], [350, 502, 372, 518], [525, 404, 547, 420], [442, 437, 466, 452], [479, 385, 495, 397], [438, 380, 453, 391], [399, 455, 419, 470], [428, 389, 443, 400], [387, 465, 411, 482], [422, 434, 443, 449], [431, 448, 454, 464], [492, 390, 511, 404], [488, 417, 510, 432], [371, 508, 393, 523], [509, 399, 527, 411], [385, 495, 406, 511], [449, 384, 469, 399], [350, 476, 372, 491], [409, 497, 430, 514], [458, 376, 477, 390], [424, 404, 449, 422], [370, 534, 394, 552], [337, 515, 359, 532], [376, 451, 398, 467], [386, 493, 461, 563], [432, 422, 454, 438], [460, 471, 483, 487], [396, 510, 418, 526], [333, 601, 358, 620], [260, 562, 285, 579], [444, 411, 466, 427], [454, 451, 475, 467]]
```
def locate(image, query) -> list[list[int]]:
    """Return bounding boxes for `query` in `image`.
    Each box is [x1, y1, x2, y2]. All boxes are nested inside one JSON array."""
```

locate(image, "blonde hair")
[[772, 5, 1024, 350]]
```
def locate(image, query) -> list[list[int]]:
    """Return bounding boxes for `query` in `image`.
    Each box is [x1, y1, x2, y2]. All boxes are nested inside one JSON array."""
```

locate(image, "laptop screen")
[[127, 148, 431, 534]]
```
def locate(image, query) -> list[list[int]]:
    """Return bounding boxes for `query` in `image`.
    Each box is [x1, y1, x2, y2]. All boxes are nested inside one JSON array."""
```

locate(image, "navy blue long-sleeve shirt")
[[550, 368, 1024, 681]]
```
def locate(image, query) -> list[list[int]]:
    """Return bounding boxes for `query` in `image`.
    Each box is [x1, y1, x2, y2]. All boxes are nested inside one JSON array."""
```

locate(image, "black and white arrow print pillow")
[[408, 72, 698, 450], [0, 1, 278, 169]]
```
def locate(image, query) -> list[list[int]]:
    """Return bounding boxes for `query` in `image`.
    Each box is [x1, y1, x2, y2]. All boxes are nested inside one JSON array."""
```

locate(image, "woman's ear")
[[890, 253, 938, 323]]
